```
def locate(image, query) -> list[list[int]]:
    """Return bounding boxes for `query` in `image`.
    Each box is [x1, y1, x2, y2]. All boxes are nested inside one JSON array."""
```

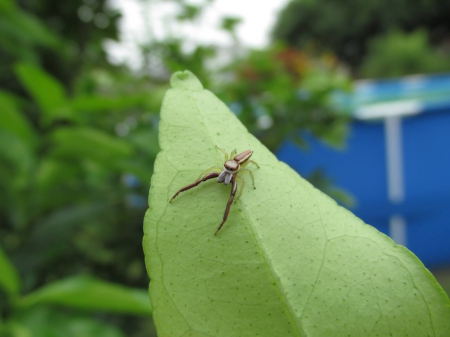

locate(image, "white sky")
[[106, 0, 290, 70]]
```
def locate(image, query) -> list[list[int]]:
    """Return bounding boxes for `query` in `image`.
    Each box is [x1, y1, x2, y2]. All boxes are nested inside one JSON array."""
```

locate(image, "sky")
[[106, 0, 290, 70]]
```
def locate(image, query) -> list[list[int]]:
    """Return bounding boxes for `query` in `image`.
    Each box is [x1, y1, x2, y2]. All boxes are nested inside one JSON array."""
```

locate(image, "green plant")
[[0, 245, 152, 337], [144, 70, 450, 336], [0, 63, 159, 335], [273, 0, 450, 71], [217, 45, 351, 152], [0, 244, 152, 337], [360, 29, 450, 78]]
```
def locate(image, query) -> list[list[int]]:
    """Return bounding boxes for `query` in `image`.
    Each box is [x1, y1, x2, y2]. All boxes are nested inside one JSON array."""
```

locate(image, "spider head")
[[218, 160, 238, 185], [224, 160, 239, 171]]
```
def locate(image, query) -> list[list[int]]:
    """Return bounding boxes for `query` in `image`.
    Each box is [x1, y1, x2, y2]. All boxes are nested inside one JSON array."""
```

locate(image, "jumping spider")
[[169, 146, 260, 234]]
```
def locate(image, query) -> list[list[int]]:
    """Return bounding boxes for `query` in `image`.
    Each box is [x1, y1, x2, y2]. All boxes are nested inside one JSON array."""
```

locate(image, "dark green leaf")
[[70, 95, 145, 112], [220, 16, 242, 33], [10, 306, 126, 337], [50, 127, 133, 165], [15, 63, 71, 125], [0, 90, 36, 145]]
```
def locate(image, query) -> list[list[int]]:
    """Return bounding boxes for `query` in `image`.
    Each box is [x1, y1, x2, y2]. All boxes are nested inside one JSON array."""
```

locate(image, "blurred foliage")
[[273, 0, 450, 73], [6, 307, 127, 337], [144, 43, 351, 152], [0, 0, 158, 335], [360, 29, 450, 79], [306, 169, 355, 208], [216, 45, 351, 151], [147, 39, 216, 88], [0, 0, 120, 93], [0, 0, 352, 335], [0, 246, 152, 337]]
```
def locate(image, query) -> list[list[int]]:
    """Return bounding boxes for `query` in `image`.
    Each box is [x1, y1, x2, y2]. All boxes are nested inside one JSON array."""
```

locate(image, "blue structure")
[[277, 74, 450, 268]]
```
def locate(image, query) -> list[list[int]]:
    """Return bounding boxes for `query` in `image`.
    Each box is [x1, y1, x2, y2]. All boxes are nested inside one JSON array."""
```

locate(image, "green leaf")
[[0, 130, 35, 189], [0, 245, 21, 296], [10, 306, 126, 337], [70, 95, 145, 112], [220, 16, 242, 34], [0, 0, 59, 48], [144, 70, 450, 336], [50, 127, 133, 165], [17, 275, 152, 315], [0, 90, 36, 145], [15, 63, 71, 125]]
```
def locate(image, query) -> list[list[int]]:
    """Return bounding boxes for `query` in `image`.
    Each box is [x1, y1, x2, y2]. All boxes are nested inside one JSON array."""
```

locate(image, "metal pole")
[[384, 116, 406, 246]]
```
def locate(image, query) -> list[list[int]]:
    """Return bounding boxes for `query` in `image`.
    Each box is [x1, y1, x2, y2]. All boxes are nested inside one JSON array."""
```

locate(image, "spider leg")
[[235, 176, 245, 201], [215, 175, 237, 235], [241, 160, 260, 169], [215, 145, 229, 161], [238, 168, 256, 189], [169, 172, 220, 202], [197, 166, 222, 180], [230, 149, 237, 158], [248, 160, 260, 169]]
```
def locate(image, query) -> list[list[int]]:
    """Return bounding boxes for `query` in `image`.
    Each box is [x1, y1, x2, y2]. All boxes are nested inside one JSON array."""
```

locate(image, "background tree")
[[360, 29, 450, 78], [1, 0, 157, 335], [1, 0, 120, 92], [272, 0, 450, 75]]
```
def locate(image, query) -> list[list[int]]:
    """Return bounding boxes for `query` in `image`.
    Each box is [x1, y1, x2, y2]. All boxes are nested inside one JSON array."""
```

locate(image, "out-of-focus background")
[[1, 0, 450, 336]]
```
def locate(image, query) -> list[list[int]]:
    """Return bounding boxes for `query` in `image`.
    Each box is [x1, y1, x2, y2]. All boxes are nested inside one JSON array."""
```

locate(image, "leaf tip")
[[170, 70, 203, 91]]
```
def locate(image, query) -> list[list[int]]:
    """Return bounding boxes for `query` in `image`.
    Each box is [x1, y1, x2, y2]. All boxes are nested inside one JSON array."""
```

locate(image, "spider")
[[169, 146, 260, 234]]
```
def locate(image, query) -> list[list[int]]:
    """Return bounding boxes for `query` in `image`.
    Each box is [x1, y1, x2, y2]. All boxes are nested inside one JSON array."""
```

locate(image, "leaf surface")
[[144, 70, 450, 337]]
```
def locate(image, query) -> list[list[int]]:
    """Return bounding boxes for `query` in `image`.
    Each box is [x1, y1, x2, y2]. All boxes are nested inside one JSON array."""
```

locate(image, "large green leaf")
[[143, 71, 450, 336], [0, 245, 20, 296], [17, 275, 152, 315]]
